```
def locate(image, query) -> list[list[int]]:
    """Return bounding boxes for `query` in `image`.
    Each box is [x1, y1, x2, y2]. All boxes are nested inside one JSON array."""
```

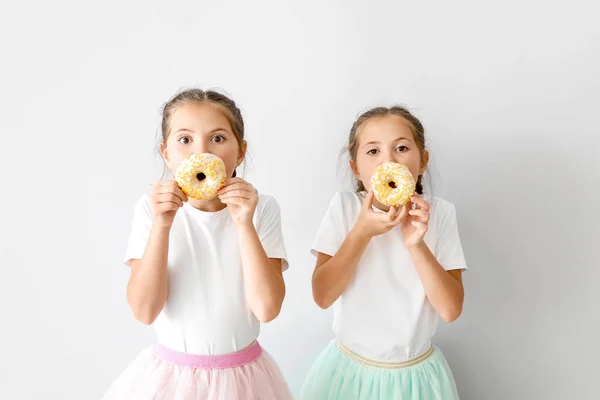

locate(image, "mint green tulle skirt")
[[300, 341, 459, 400]]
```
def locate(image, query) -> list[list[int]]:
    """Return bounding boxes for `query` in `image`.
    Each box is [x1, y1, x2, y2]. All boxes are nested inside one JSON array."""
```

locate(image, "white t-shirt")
[[312, 191, 468, 362], [124, 193, 288, 355]]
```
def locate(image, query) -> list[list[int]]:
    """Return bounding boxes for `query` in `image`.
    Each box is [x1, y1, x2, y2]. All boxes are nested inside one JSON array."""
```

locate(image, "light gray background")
[[1, 1, 598, 399]]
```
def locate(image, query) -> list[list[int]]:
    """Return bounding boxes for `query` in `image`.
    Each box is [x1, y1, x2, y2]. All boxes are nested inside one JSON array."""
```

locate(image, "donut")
[[175, 153, 227, 200], [370, 162, 416, 207]]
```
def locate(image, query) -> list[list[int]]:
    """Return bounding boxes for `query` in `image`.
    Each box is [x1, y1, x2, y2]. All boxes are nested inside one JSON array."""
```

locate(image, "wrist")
[[235, 220, 256, 232], [349, 225, 372, 244], [152, 218, 173, 233], [407, 240, 427, 252]]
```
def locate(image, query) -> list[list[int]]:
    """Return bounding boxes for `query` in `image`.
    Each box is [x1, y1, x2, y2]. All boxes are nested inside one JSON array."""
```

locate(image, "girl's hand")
[[401, 193, 430, 248], [353, 191, 408, 239], [150, 180, 188, 228], [218, 177, 259, 225]]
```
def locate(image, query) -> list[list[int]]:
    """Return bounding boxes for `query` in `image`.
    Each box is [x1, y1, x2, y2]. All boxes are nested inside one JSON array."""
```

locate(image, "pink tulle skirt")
[[102, 341, 293, 399]]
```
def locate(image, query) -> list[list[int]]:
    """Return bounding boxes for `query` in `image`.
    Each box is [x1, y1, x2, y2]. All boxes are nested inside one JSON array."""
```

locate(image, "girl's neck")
[[372, 198, 389, 212], [187, 197, 227, 213]]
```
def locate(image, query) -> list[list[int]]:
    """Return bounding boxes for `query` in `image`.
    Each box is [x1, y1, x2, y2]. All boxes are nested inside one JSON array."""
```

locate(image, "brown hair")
[[346, 106, 426, 194], [159, 88, 245, 177]]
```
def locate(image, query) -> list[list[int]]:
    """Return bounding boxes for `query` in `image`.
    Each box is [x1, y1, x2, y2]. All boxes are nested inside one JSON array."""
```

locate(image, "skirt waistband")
[[336, 341, 434, 369], [153, 341, 262, 369]]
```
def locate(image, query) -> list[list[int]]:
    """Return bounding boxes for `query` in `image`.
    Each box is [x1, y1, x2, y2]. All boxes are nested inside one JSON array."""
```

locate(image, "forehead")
[[358, 115, 414, 144], [169, 102, 232, 131]]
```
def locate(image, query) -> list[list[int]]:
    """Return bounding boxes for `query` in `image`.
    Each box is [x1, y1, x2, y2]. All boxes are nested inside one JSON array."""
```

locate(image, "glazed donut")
[[370, 162, 416, 207], [175, 153, 227, 200]]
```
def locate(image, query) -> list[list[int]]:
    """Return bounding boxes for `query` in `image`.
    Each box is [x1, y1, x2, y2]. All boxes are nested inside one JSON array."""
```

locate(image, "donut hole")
[[196, 172, 206, 182], [388, 181, 397, 189]]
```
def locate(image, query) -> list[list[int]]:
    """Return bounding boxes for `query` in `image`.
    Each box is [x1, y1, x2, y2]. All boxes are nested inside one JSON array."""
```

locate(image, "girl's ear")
[[236, 140, 248, 166], [160, 141, 169, 162], [350, 159, 360, 180], [419, 150, 430, 175]]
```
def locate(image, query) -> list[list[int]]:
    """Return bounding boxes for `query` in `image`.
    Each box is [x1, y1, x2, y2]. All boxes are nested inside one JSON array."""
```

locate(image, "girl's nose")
[[381, 151, 395, 164], [194, 142, 210, 155]]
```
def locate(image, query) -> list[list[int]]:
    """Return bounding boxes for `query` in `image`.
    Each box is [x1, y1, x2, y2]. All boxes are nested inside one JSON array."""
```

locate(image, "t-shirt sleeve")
[[123, 194, 153, 266], [435, 204, 468, 271], [311, 192, 346, 258], [257, 196, 289, 271]]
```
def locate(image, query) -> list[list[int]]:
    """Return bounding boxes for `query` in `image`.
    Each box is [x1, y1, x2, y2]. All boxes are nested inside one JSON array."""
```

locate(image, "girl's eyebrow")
[[174, 127, 230, 135], [361, 137, 412, 148], [362, 140, 381, 147]]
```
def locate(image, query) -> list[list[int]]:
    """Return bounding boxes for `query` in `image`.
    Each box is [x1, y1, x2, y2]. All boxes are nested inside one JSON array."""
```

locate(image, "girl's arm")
[[312, 228, 465, 318], [126, 225, 170, 325], [237, 222, 285, 323], [126, 181, 186, 325], [402, 194, 465, 322], [312, 191, 406, 309], [218, 178, 287, 323], [311, 228, 371, 309], [408, 243, 464, 322]]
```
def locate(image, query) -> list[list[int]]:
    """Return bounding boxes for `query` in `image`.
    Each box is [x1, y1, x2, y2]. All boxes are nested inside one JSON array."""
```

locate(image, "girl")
[[103, 89, 293, 399], [301, 106, 467, 400]]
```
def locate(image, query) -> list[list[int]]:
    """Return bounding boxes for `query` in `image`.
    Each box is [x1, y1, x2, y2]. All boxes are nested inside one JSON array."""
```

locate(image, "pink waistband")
[[153, 341, 263, 369]]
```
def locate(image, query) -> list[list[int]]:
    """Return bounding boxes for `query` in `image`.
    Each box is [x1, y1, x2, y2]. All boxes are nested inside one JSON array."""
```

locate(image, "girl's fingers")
[[411, 194, 430, 211], [408, 209, 430, 223], [157, 181, 187, 202], [411, 220, 428, 232], [159, 180, 179, 190], [387, 206, 398, 221], [157, 193, 183, 207], [172, 185, 188, 202], [222, 177, 247, 187], [219, 197, 246, 207], [218, 182, 253, 195], [392, 204, 409, 225], [157, 202, 180, 214], [362, 191, 375, 211], [218, 190, 251, 200]]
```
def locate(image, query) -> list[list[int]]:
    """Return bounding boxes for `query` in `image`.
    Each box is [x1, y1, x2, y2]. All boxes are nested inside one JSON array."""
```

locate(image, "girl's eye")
[[212, 135, 226, 143], [396, 145, 409, 152], [178, 136, 191, 144], [367, 149, 378, 155]]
